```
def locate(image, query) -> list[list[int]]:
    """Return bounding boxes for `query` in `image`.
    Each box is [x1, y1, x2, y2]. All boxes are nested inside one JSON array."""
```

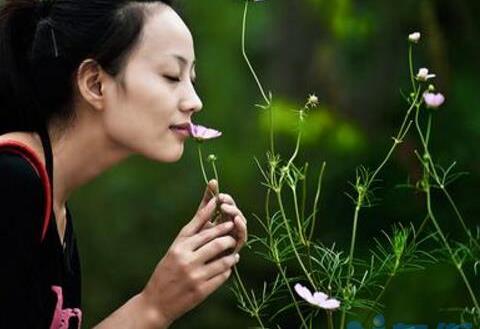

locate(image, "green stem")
[[309, 162, 326, 241], [241, 0, 274, 154], [233, 267, 266, 328], [275, 190, 317, 290], [328, 311, 335, 329], [425, 188, 480, 310], [409, 45, 417, 94], [241, 1, 270, 106], [291, 187, 306, 245], [440, 187, 480, 251], [211, 161, 220, 192], [197, 144, 209, 185], [301, 163, 308, 233], [276, 263, 309, 329], [362, 214, 430, 325]]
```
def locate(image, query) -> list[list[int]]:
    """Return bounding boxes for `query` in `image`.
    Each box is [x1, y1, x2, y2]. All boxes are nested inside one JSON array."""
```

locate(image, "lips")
[[169, 122, 191, 130]]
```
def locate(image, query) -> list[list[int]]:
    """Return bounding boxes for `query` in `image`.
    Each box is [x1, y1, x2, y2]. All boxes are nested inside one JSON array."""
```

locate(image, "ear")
[[76, 59, 107, 111]]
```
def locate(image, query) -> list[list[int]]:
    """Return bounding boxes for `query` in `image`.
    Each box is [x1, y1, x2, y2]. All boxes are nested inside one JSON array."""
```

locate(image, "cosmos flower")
[[294, 283, 341, 310], [423, 92, 445, 109], [188, 123, 222, 142]]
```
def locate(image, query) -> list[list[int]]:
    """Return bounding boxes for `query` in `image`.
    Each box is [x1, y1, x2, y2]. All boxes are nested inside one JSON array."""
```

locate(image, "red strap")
[[0, 140, 52, 243]]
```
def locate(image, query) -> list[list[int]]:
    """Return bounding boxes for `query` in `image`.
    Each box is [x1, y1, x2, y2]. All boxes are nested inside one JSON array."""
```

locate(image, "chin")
[[154, 146, 184, 163]]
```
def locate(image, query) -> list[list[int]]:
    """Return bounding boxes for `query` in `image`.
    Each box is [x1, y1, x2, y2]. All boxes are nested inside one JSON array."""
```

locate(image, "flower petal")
[[294, 283, 314, 304], [320, 298, 341, 310], [188, 123, 222, 141], [312, 292, 329, 304]]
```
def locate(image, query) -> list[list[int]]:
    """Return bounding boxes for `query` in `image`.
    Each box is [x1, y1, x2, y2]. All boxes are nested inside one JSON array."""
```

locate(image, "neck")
[[49, 110, 132, 210]]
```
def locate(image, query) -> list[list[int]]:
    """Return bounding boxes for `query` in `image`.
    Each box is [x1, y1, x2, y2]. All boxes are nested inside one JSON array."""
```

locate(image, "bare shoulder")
[[0, 131, 46, 167]]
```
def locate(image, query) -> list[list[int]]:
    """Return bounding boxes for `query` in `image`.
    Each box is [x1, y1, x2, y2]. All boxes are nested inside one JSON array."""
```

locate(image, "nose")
[[180, 85, 203, 114]]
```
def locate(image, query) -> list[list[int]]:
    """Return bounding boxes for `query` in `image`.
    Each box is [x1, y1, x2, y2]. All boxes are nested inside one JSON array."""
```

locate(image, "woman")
[[0, 1, 248, 328]]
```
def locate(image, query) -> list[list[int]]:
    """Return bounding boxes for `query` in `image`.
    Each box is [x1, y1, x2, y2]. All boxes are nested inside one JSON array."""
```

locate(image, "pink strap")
[[0, 140, 52, 243]]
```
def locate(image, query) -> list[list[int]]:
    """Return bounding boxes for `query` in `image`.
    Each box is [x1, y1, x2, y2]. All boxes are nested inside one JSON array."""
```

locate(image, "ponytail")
[[0, 0, 42, 134]]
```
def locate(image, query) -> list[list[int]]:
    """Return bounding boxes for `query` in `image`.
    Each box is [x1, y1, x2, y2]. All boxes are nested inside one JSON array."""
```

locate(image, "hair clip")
[[49, 25, 59, 58]]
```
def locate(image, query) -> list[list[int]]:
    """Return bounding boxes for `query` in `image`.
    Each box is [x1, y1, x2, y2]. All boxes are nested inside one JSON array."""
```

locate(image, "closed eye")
[[164, 75, 181, 83]]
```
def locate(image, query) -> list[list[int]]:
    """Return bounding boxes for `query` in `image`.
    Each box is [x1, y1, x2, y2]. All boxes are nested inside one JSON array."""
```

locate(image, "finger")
[[197, 179, 219, 212], [195, 235, 237, 263], [199, 267, 233, 298], [200, 220, 215, 231], [188, 221, 234, 250], [201, 253, 240, 281], [182, 197, 218, 236], [233, 216, 248, 254], [218, 193, 237, 207], [220, 203, 241, 218]]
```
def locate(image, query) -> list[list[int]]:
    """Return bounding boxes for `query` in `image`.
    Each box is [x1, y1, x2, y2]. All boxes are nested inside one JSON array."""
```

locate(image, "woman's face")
[[102, 5, 202, 162]]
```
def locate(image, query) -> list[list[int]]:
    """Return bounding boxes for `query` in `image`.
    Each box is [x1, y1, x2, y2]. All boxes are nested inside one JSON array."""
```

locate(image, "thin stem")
[[309, 162, 326, 241], [275, 190, 317, 290], [425, 188, 480, 310], [367, 90, 419, 187], [301, 163, 308, 232], [286, 130, 302, 170], [233, 267, 266, 328], [197, 144, 209, 185], [291, 187, 306, 245], [409, 45, 417, 94], [242, 0, 275, 155], [328, 312, 335, 329], [276, 263, 309, 329], [211, 161, 220, 192], [241, 1, 270, 106], [441, 187, 480, 251], [362, 213, 430, 325]]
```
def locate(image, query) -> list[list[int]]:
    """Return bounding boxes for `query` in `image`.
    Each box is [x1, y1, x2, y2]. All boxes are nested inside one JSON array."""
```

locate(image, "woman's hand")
[[141, 181, 243, 327], [199, 180, 248, 254]]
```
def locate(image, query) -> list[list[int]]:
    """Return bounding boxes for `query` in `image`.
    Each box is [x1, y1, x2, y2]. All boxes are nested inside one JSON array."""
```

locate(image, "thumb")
[[197, 179, 218, 212], [183, 196, 218, 236]]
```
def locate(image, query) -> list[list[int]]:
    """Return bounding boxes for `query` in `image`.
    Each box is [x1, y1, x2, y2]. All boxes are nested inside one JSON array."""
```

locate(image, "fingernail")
[[235, 253, 240, 262]]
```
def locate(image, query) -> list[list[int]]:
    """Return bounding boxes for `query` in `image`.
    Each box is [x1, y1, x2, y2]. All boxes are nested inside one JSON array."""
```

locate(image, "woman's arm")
[[92, 292, 170, 329]]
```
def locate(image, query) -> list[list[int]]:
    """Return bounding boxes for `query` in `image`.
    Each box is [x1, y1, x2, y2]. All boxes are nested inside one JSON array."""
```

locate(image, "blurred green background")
[[72, 0, 480, 327]]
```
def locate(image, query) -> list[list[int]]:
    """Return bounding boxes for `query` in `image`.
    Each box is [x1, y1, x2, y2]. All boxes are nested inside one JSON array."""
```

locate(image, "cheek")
[[101, 78, 184, 162]]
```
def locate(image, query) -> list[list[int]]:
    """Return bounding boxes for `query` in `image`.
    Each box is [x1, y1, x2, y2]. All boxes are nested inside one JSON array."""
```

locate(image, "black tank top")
[[0, 127, 82, 329]]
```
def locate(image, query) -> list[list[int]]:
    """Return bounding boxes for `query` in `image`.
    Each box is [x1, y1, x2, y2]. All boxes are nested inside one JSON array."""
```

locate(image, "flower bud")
[[416, 68, 436, 82], [307, 94, 319, 107], [408, 32, 421, 43], [208, 154, 217, 162]]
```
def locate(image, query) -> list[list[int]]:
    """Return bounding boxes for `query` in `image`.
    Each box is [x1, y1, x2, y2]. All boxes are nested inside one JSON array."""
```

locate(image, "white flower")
[[416, 68, 436, 82], [307, 94, 319, 107], [294, 283, 341, 310], [408, 32, 421, 43]]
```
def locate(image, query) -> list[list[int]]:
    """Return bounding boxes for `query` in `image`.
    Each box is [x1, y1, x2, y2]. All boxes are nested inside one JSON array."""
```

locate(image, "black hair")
[[0, 0, 173, 134]]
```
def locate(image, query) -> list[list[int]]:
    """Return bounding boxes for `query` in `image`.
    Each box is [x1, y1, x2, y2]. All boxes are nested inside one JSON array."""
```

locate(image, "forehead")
[[133, 5, 195, 64]]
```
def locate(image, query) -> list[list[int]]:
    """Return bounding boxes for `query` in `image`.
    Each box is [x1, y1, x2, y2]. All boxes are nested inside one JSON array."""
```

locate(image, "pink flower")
[[188, 123, 222, 142], [294, 283, 341, 310], [423, 92, 445, 109]]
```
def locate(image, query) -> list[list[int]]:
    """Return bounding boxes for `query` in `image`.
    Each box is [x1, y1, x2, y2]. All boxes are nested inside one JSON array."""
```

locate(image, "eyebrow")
[[172, 54, 196, 69]]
